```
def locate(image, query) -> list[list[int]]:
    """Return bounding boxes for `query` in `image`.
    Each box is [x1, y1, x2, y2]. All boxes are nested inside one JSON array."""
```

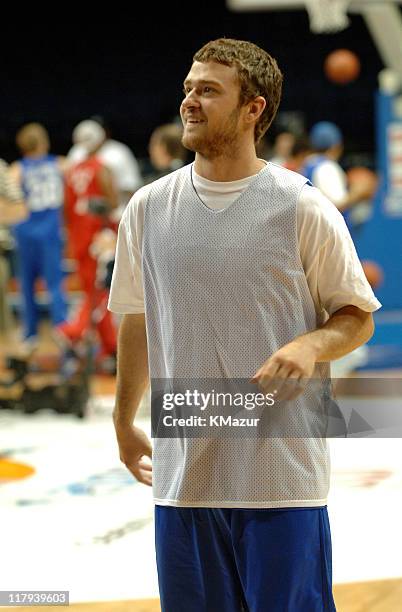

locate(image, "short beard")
[[182, 106, 241, 159]]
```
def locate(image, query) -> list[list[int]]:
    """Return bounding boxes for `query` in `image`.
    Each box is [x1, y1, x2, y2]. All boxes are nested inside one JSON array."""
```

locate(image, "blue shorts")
[[155, 506, 336, 612]]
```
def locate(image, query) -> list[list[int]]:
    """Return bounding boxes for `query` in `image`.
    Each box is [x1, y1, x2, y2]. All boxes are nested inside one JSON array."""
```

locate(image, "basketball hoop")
[[305, 0, 351, 33]]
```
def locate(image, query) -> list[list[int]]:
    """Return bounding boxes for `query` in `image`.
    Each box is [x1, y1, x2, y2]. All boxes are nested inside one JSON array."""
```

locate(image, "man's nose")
[[182, 91, 201, 109]]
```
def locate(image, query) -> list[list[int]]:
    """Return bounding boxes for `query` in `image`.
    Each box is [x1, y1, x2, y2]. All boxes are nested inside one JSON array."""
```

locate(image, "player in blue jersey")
[[10, 123, 68, 342], [301, 121, 373, 222]]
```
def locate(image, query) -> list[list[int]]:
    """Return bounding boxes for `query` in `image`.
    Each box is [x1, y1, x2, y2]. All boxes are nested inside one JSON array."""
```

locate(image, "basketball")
[[361, 260, 384, 289], [347, 166, 378, 198], [324, 49, 361, 84]]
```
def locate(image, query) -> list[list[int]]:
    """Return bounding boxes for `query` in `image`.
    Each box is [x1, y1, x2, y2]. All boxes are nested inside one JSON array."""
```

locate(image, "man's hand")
[[113, 314, 150, 484], [115, 424, 152, 486], [338, 175, 377, 212], [250, 306, 374, 401], [250, 340, 317, 401]]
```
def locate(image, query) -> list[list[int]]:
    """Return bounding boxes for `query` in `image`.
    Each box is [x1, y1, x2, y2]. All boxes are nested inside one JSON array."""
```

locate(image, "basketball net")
[[305, 0, 351, 33]]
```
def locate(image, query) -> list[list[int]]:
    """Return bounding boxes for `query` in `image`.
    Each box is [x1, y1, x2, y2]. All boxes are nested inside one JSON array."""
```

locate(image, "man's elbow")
[[361, 311, 375, 344]]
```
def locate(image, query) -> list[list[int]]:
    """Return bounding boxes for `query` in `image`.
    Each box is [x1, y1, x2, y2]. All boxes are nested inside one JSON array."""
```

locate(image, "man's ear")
[[244, 96, 266, 125]]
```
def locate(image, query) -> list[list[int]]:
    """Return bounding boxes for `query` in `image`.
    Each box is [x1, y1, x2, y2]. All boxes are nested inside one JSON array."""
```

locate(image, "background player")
[[69, 118, 143, 217], [60, 123, 119, 371], [144, 123, 188, 183], [301, 121, 375, 215], [10, 123, 68, 343], [0, 159, 27, 334]]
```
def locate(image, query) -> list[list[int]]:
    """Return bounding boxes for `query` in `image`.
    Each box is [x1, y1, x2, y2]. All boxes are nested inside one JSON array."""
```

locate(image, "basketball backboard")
[[227, 0, 402, 76], [227, 0, 402, 9]]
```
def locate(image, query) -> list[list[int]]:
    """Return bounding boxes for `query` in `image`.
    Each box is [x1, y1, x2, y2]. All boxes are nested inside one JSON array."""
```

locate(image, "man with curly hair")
[[109, 39, 380, 611]]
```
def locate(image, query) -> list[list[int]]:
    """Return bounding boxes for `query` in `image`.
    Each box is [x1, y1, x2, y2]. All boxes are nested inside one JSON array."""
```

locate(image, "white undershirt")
[[68, 139, 143, 201], [311, 158, 348, 206], [108, 164, 381, 318]]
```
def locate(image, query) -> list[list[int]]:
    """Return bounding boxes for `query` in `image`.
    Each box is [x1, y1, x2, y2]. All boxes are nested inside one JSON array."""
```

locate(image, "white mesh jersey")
[[109, 162, 380, 508], [142, 162, 331, 508], [109, 165, 381, 319]]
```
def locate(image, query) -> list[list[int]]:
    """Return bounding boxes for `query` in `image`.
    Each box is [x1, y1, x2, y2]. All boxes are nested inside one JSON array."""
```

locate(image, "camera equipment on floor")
[[0, 345, 91, 418]]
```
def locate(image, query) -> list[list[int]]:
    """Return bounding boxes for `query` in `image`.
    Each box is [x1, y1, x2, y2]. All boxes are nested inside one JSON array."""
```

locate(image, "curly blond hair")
[[193, 38, 283, 144]]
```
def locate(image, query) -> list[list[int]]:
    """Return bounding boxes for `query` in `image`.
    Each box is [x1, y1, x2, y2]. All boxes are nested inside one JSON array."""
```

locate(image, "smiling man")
[[109, 39, 380, 611]]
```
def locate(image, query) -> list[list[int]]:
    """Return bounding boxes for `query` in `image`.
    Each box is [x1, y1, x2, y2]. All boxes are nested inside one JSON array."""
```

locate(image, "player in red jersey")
[[58, 121, 119, 368]]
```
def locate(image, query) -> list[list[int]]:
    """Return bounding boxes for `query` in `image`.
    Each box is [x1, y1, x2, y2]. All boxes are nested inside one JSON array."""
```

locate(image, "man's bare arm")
[[98, 165, 119, 210], [0, 196, 28, 225], [8, 162, 22, 186], [113, 313, 152, 486], [252, 305, 374, 390], [297, 305, 374, 364], [337, 179, 376, 213], [0, 162, 27, 224], [57, 155, 70, 175]]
